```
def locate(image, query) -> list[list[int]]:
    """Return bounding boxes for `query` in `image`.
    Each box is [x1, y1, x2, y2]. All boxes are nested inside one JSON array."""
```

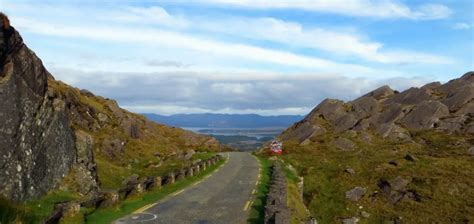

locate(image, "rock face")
[[279, 71, 474, 144], [0, 14, 223, 202], [0, 16, 77, 201]]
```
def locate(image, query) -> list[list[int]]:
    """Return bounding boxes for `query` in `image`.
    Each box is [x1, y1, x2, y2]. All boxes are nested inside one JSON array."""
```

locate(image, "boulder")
[[468, 147, 474, 156], [389, 176, 410, 191], [404, 154, 417, 162], [385, 87, 432, 105], [333, 138, 355, 151], [351, 96, 379, 119], [345, 187, 366, 201], [184, 149, 195, 160], [344, 168, 356, 175], [441, 86, 474, 111], [309, 99, 347, 123], [280, 121, 325, 143], [375, 123, 410, 140], [333, 114, 358, 133], [437, 116, 467, 133], [361, 85, 394, 100], [122, 174, 139, 186], [373, 103, 407, 124], [0, 25, 77, 202], [399, 101, 450, 130], [342, 217, 360, 224]]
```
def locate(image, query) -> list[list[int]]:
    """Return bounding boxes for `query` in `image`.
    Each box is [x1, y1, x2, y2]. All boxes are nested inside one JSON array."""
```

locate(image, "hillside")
[[0, 12, 222, 213], [144, 113, 304, 128], [271, 72, 473, 223]]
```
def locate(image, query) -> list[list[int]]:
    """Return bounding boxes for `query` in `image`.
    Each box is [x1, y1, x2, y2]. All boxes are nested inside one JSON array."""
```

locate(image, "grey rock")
[[333, 114, 358, 132], [362, 85, 395, 100], [389, 176, 410, 191], [399, 100, 449, 130], [342, 217, 360, 224], [437, 116, 467, 133], [309, 98, 347, 123], [404, 154, 417, 162], [375, 123, 410, 140], [441, 86, 474, 111], [333, 138, 355, 151], [361, 211, 370, 218], [351, 96, 379, 119], [0, 25, 76, 202], [468, 147, 474, 156], [345, 168, 355, 175], [345, 187, 366, 201], [385, 87, 432, 105], [280, 121, 325, 143], [373, 103, 407, 124]]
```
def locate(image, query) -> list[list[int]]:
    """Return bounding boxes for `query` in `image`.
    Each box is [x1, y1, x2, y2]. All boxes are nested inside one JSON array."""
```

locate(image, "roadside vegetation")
[[247, 155, 271, 224], [278, 130, 474, 223]]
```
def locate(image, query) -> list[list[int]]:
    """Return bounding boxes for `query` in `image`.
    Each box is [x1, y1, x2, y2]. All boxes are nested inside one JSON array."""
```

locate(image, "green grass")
[[247, 155, 271, 224], [0, 191, 79, 224], [282, 164, 311, 224], [277, 129, 474, 223], [84, 157, 226, 224]]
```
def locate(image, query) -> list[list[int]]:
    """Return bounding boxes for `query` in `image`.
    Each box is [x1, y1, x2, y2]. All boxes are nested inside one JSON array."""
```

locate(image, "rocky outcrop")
[[0, 14, 223, 202], [279, 72, 474, 145], [0, 15, 78, 201]]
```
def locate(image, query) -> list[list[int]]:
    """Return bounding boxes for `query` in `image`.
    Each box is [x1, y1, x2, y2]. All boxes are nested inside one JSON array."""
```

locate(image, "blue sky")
[[2, 0, 473, 115]]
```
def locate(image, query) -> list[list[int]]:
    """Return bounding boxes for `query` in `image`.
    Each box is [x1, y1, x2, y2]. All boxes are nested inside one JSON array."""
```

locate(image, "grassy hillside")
[[275, 131, 473, 223], [265, 73, 474, 223]]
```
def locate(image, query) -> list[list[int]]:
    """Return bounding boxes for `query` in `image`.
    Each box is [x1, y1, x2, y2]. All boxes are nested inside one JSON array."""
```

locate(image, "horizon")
[[2, 0, 473, 116]]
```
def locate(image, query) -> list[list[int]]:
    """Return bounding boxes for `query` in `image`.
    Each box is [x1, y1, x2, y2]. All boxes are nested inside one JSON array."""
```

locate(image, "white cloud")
[[49, 67, 437, 115], [453, 23, 472, 30], [13, 16, 382, 75], [199, 0, 452, 20], [197, 17, 453, 64]]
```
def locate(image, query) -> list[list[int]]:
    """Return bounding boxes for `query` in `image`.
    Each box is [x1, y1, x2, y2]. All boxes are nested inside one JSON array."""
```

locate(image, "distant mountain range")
[[143, 113, 304, 128]]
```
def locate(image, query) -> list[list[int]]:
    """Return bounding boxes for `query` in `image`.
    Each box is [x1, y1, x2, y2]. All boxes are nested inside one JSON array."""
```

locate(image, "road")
[[114, 152, 260, 224]]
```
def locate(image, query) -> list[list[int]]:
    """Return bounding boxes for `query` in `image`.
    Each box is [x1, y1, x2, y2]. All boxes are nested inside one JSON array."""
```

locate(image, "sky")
[[1, 0, 473, 115]]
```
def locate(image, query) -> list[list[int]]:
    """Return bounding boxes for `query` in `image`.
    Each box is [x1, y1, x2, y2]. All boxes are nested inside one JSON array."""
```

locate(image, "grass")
[[277, 129, 474, 223], [282, 164, 311, 224], [0, 191, 80, 224], [247, 155, 271, 224], [83, 157, 226, 224]]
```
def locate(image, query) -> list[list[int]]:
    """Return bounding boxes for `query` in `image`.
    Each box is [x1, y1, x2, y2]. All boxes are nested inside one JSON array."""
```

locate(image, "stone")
[[389, 176, 410, 191], [153, 176, 162, 188], [399, 100, 450, 130], [441, 86, 474, 111], [385, 87, 432, 105], [375, 123, 410, 140], [468, 147, 474, 156], [342, 217, 360, 224], [184, 149, 195, 160], [361, 211, 370, 218], [345, 187, 366, 201], [280, 121, 326, 143], [333, 138, 355, 151], [404, 154, 417, 161], [333, 114, 358, 133], [309, 99, 347, 123], [122, 174, 139, 186], [0, 25, 77, 202], [362, 85, 395, 100], [345, 168, 356, 175], [351, 96, 379, 119]]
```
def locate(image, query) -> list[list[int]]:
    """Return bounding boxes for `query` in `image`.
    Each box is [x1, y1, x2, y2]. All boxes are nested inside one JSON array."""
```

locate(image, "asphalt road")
[[115, 152, 260, 224]]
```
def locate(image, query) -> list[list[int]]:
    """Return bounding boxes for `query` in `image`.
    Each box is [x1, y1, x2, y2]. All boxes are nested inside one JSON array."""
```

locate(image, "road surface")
[[115, 152, 260, 224]]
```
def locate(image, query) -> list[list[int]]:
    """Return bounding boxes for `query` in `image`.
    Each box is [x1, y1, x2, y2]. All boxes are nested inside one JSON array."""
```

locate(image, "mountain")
[[143, 113, 304, 128], [0, 12, 222, 209], [272, 72, 473, 223]]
